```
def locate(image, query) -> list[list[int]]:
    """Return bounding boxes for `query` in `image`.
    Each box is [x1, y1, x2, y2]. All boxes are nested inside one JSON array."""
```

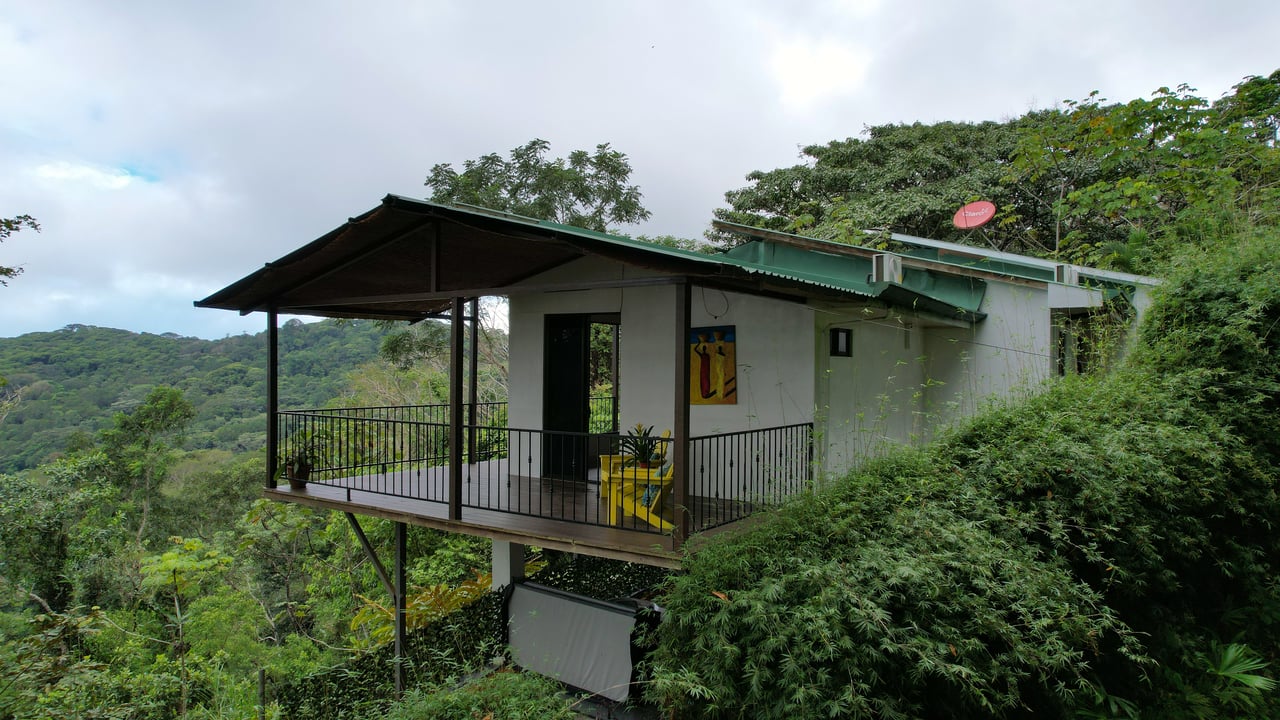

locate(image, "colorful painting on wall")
[[689, 325, 737, 405]]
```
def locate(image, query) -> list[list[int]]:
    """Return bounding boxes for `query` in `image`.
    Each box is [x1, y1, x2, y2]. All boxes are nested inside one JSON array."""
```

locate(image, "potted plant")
[[284, 448, 313, 490], [620, 423, 659, 468]]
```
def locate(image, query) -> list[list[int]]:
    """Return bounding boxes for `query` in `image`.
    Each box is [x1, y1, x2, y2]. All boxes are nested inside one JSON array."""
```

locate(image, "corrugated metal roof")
[[722, 240, 986, 319], [392, 196, 986, 319], [883, 232, 1159, 289], [713, 218, 1157, 313], [196, 195, 988, 323]]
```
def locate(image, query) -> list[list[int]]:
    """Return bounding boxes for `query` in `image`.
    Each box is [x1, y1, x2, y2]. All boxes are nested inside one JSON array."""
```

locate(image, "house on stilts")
[[196, 194, 1156, 699]]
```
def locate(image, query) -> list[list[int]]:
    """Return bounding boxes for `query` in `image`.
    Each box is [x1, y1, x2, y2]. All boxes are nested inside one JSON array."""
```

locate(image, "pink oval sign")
[[953, 201, 996, 229]]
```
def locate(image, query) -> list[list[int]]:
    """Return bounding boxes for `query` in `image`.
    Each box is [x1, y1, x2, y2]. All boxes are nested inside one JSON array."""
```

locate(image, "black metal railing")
[[287, 397, 617, 434], [289, 402, 509, 428], [277, 405, 509, 501], [690, 423, 814, 531], [275, 404, 810, 536], [588, 395, 619, 434], [457, 429, 677, 534]]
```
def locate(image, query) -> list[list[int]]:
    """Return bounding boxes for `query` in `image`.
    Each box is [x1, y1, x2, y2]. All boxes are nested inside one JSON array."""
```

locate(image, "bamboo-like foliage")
[[650, 225, 1280, 718]]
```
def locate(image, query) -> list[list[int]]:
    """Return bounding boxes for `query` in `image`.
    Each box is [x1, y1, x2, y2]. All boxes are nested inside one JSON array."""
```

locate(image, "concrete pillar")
[[491, 540, 527, 590]]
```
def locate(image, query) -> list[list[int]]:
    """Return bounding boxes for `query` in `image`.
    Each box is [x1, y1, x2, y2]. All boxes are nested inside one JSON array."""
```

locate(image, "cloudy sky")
[[2, 1, 1276, 340]]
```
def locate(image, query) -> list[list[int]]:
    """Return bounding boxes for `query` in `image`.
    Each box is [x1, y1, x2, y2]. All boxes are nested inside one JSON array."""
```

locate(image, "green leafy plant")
[[275, 592, 508, 720], [620, 423, 659, 466], [1211, 643, 1276, 693], [651, 222, 1280, 718], [383, 670, 578, 720], [349, 572, 490, 650], [284, 448, 313, 483]]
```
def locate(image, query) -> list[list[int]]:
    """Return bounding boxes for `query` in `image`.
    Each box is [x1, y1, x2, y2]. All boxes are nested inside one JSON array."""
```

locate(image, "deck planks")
[[267, 459, 689, 567]]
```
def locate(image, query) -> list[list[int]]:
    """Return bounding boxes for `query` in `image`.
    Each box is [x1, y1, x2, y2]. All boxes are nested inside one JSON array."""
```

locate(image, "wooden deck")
[[266, 459, 703, 567]]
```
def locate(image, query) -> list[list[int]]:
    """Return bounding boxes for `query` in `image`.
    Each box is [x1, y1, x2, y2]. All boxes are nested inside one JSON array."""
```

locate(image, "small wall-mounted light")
[[830, 327, 852, 357]]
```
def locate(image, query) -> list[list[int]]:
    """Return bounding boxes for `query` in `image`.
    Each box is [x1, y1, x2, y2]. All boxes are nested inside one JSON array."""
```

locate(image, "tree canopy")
[[1006, 77, 1280, 270], [0, 320, 395, 472], [712, 120, 1046, 252], [714, 71, 1280, 276], [0, 214, 38, 287], [425, 138, 651, 232]]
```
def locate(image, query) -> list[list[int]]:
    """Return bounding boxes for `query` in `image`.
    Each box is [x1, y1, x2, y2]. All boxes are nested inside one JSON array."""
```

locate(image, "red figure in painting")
[[695, 333, 714, 399]]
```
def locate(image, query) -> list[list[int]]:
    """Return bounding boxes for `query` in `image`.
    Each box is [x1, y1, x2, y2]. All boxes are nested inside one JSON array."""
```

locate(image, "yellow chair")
[[598, 430, 672, 499], [598, 454, 626, 499], [609, 461, 675, 532], [650, 429, 673, 463], [599, 429, 676, 530]]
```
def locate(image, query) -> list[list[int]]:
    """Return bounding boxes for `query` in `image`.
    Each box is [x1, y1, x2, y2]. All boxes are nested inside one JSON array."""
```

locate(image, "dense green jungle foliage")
[[0, 316, 513, 719], [382, 671, 578, 720], [278, 558, 668, 720], [0, 432, 496, 719], [3, 73, 1278, 719], [0, 319, 426, 473], [650, 71, 1280, 719], [650, 219, 1280, 718]]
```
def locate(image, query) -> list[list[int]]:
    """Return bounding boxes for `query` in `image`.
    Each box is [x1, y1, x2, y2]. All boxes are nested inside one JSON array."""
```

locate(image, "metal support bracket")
[[344, 513, 396, 601]]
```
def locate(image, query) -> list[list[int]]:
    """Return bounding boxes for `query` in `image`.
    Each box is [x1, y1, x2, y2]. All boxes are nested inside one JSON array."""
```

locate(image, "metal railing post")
[[449, 297, 464, 520], [468, 297, 479, 461]]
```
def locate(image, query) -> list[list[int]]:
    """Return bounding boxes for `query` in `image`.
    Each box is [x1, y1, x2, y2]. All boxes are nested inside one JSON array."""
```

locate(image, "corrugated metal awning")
[[196, 195, 986, 322]]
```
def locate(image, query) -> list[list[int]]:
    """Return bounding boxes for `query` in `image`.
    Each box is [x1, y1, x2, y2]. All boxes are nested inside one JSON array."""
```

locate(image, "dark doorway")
[[543, 313, 620, 481], [544, 314, 590, 480]]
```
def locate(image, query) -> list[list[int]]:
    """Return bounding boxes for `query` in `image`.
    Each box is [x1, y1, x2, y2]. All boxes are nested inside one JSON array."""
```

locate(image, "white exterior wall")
[[815, 311, 926, 474], [688, 287, 814, 434], [507, 261, 624, 430], [921, 281, 1052, 433], [815, 282, 1054, 477], [687, 288, 814, 499], [616, 283, 678, 435], [507, 258, 814, 490], [507, 257, 681, 440], [508, 256, 628, 476], [512, 257, 1143, 488]]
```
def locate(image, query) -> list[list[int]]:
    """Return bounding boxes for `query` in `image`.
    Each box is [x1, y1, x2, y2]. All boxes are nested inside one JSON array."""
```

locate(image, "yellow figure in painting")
[[690, 326, 736, 404], [711, 330, 727, 399]]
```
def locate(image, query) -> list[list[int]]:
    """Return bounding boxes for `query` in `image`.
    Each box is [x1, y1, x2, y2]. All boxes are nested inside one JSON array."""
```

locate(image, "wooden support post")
[[672, 282, 693, 549], [429, 222, 440, 293], [468, 297, 479, 460], [394, 521, 407, 696], [611, 324, 620, 433], [266, 310, 278, 488], [449, 297, 464, 520]]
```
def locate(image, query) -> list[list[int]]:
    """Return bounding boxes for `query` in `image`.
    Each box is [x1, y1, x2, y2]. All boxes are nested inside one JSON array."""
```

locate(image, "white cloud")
[[33, 161, 137, 190], [1, 0, 1279, 340], [818, 0, 883, 20], [770, 38, 872, 111], [112, 267, 201, 299]]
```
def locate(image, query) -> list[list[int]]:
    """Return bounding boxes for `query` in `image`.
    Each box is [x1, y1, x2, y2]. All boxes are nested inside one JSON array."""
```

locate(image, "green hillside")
[[0, 319, 393, 472]]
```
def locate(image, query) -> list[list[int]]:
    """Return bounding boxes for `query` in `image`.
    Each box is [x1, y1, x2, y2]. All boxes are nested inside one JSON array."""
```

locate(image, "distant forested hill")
[[0, 319, 393, 472]]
